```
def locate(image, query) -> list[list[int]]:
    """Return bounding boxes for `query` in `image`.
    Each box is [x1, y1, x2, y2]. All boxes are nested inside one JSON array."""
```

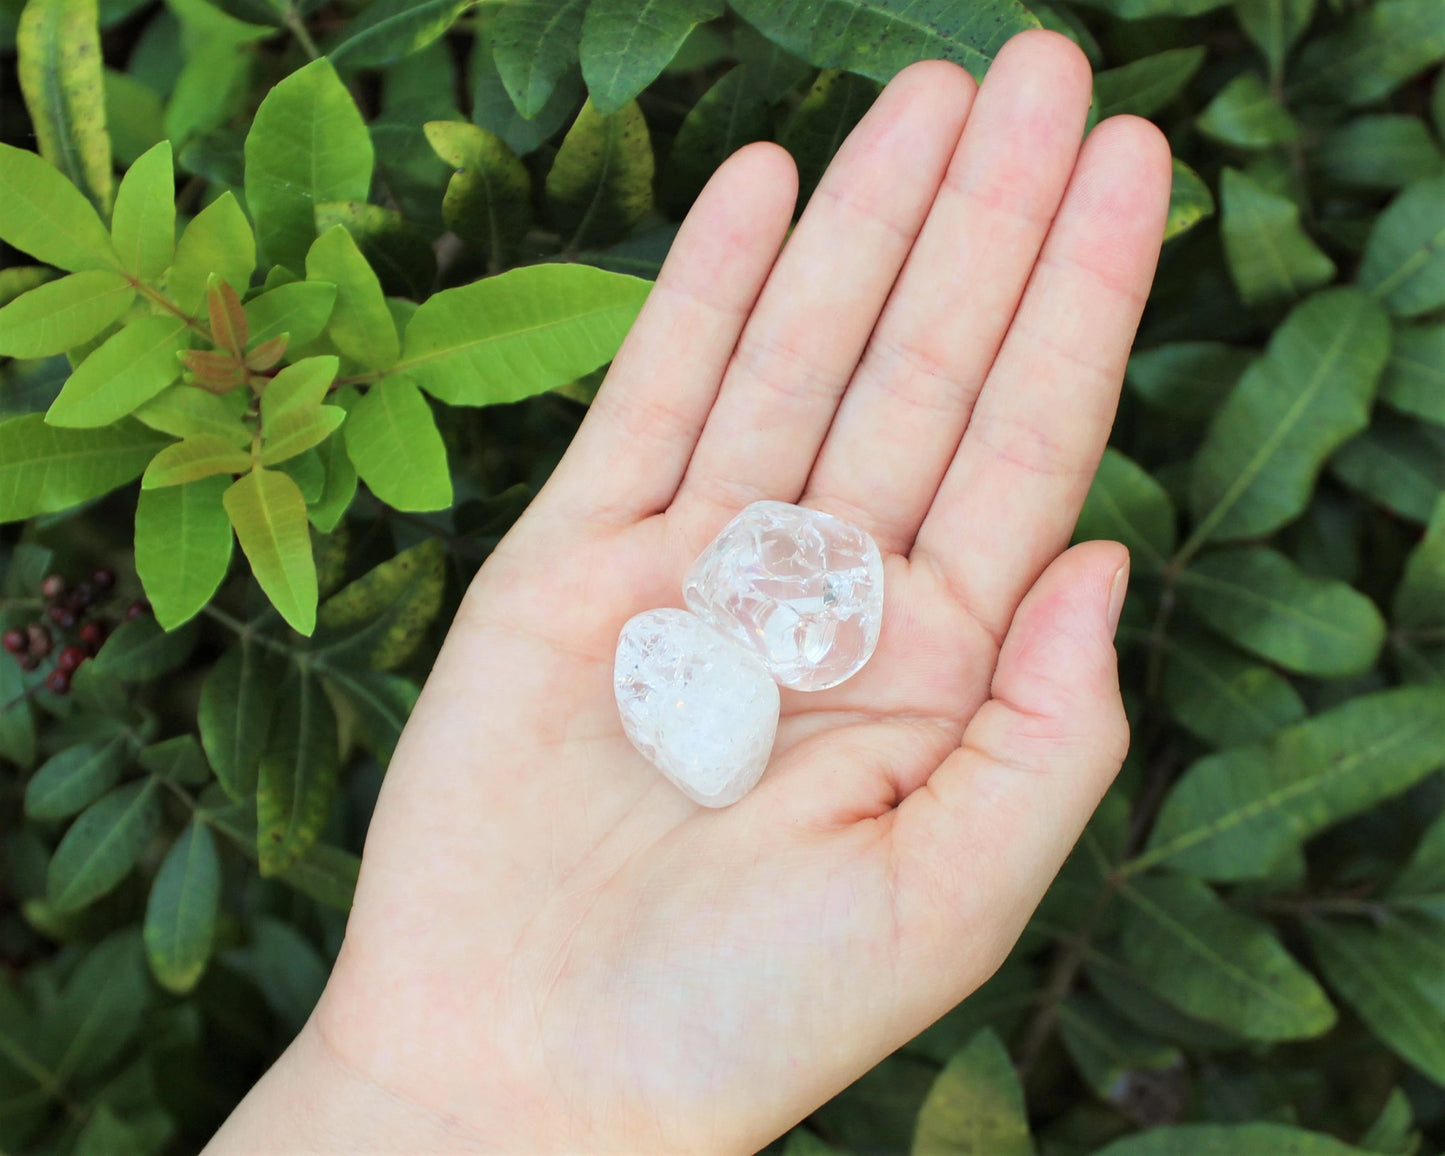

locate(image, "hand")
[[208, 30, 1171, 1155]]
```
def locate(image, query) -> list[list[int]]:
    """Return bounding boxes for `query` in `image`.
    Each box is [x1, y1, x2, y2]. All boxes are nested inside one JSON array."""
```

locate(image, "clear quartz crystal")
[[614, 608, 780, 808], [683, 501, 885, 691]]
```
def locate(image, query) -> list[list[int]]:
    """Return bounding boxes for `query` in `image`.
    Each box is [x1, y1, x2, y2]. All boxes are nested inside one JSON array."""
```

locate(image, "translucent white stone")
[[614, 608, 780, 807], [683, 501, 884, 691]]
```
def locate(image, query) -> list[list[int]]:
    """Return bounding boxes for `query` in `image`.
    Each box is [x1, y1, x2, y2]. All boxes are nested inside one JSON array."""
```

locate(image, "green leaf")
[[1307, 914, 1445, 1085], [910, 1029, 1033, 1156], [1094, 1122, 1370, 1156], [135, 476, 234, 629], [1179, 546, 1384, 676], [780, 69, 879, 204], [343, 375, 452, 512], [328, 0, 474, 69], [471, 24, 583, 157], [662, 67, 773, 216], [1056, 993, 1182, 1102], [103, 67, 165, 168], [17, 0, 113, 215], [260, 406, 346, 467], [400, 263, 650, 405], [308, 424, 358, 532], [137, 735, 211, 785], [0, 270, 134, 359], [243, 280, 338, 351], [142, 435, 253, 488], [225, 916, 327, 1032], [492, 0, 586, 118], [244, 58, 374, 270], [0, 647, 36, 769], [1359, 175, 1445, 319], [72, 1105, 147, 1156], [1196, 72, 1296, 149], [424, 121, 533, 264], [1075, 449, 1175, 571], [580, 0, 723, 116], [315, 536, 446, 670], [1235, 0, 1315, 81], [1289, 0, 1445, 107], [134, 384, 251, 445], [1392, 803, 1445, 901], [1332, 415, 1445, 523], [224, 467, 319, 635], [0, 265, 57, 306], [23, 736, 129, 820], [256, 665, 339, 876], [46, 315, 189, 427], [1160, 627, 1306, 748], [200, 638, 285, 799], [1380, 323, 1445, 425], [91, 615, 198, 680], [1165, 158, 1215, 242], [0, 413, 169, 521], [1118, 872, 1335, 1041], [47, 928, 149, 1081], [1394, 497, 1445, 632], [1313, 116, 1443, 191], [304, 225, 399, 372], [165, 39, 253, 146], [166, 191, 256, 315], [46, 779, 162, 911], [262, 356, 339, 427], [314, 200, 436, 299], [277, 841, 360, 911], [1126, 341, 1252, 421], [1188, 288, 1390, 545], [1094, 47, 1205, 119], [729, 0, 1039, 84], [321, 667, 417, 762], [110, 140, 175, 283], [1219, 167, 1334, 305], [1138, 686, 1445, 880], [143, 819, 220, 994], [546, 99, 654, 248], [732, 20, 812, 100], [0, 141, 120, 271]]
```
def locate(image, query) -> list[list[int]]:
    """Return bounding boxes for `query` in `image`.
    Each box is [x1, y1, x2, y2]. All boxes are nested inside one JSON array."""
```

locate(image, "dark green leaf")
[[1289, 0, 1445, 107], [1359, 1088, 1417, 1156], [137, 735, 211, 785], [47, 779, 162, 911], [1094, 47, 1205, 119], [143, 819, 220, 993], [224, 916, 327, 1033], [256, 665, 339, 876], [1359, 175, 1445, 319], [1331, 415, 1445, 523], [314, 201, 436, 299], [1394, 496, 1445, 632], [910, 1029, 1032, 1155], [91, 615, 199, 681], [1165, 158, 1215, 242], [1380, 323, 1445, 424], [1235, 0, 1315, 81], [135, 476, 234, 630], [546, 99, 654, 248], [580, 0, 723, 115], [780, 69, 879, 204], [0, 414, 169, 522], [1197, 72, 1297, 149], [1094, 1122, 1370, 1155], [1219, 167, 1334, 304], [328, 0, 474, 69], [1313, 116, 1443, 191], [0, 270, 134, 359], [0, 646, 36, 769], [200, 638, 285, 800], [24, 737, 128, 820], [1160, 627, 1306, 748], [321, 668, 417, 763], [471, 25, 582, 157], [1056, 993, 1182, 1103], [1125, 342, 1252, 421], [47, 928, 149, 1081], [1075, 448, 1176, 571], [424, 121, 532, 263], [279, 841, 360, 911], [315, 536, 446, 670], [662, 67, 773, 216], [492, 0, 586, 118]]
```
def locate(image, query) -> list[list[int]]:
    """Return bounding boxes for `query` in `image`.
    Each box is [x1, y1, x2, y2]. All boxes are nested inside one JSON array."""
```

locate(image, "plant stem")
[[284, 5, 321, 60]]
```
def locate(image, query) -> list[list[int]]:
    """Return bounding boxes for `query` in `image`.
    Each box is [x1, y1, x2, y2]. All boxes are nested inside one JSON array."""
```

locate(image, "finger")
[[803, 31, 1093, 554], [538, 142, 798, 527], [913, 116, 1172, 639], [889, 541, 1130, 986], [673, 60, 977, 521]]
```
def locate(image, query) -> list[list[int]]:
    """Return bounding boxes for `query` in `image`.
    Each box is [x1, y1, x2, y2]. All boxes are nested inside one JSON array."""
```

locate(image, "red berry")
[[125, 599, 150, 620], [40, 574, 65, 600], [56, 645, 85, 673], [79, 621, 105, 650], [45, 668, 71, 694], [17, 653, 38, 672], [26, 624, 51, 658], [47, 604, 76, 629], [2, 629, 24, 654], [91, 567, 115, 591], [67, 584, 94, 611]]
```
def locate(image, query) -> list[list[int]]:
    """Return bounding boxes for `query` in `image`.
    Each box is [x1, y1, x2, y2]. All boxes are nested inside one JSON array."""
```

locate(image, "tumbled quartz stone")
[[683, 500, 884, 691], [614, 608, 780, 808]]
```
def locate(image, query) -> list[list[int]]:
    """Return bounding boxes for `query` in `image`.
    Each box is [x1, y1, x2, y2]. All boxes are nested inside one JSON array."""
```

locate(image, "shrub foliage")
[[0, 0, 1443, 1151]]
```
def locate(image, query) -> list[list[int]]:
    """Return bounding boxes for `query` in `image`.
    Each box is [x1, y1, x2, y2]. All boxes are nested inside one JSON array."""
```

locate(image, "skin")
[[206, 31, 1172, 1155]]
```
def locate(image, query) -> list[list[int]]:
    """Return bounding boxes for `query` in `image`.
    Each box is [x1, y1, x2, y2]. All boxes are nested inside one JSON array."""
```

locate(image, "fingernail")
[[1106, 559, 1130, 634]]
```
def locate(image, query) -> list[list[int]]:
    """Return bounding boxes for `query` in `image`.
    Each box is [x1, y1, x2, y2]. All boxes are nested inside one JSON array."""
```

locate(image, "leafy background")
[[1, 0, 1444, 1152]]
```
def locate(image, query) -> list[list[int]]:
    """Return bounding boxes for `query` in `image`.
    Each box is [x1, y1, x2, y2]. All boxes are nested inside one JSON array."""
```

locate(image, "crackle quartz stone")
[[614, 608, 780, 807], [683, 501, 884, 691]]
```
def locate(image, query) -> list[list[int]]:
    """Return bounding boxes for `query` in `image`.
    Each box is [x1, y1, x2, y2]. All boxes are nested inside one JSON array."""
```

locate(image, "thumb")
[[892, 540, 1131, 982]]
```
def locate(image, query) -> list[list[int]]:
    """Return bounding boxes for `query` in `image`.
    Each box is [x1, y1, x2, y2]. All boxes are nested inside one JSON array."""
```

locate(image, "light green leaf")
[[0, 270, 134, 359], [1197, 72, 1296, 149], [1380, 323, 1445, 425], [1179, 546, 1385, 676], [1289, 0, 1445, 107], [1307, 914, 1445, 1085], [224, 467, 318, 635], [1138, 686, 1445, 880], [492, 0, 586, 118], [1332, 415, 1445, 523], [304, 225, 398, 371], [780, 69, 879, 204], [135, 476, 234, 629], [165, 40, 253, 146], [1165, 158, 1215, 242], [1313, 116, 1443, 191], [580, 0, 723, 116], [134, 383, 250, 445], [1094, 1122, 1370, 1156], [256, 665, 339, 876], [400, 263, 650, 405], [103, 67, 165, 168], [1056, 994, 1182, 1103], [0, 413, 167, 521], [142, 435, 253, 488], [1074, 448, 1175, 570], [1235, 0, 1315, 81], [18, 0, 113, 214], [262, 356, 340, 428], [1359, 1088, 1417, 1156], [91, 615, 198, 680], [0, 141, 120, 271], [143, 819, 220, 994], [315, 536, 446, 670], [729, 0, 1039, 84], [46, 779, 162, 911], [1394, 496, 1445, 633], [910, 1029, 1033, 1156], [1188, 288, 1390, 544], [243, 280, 338, 351], [424, 121, 532, 263], [244, 58, 374, 270], [314, 200, 437, 299], [343, 375, 451, 512], [1125, 341, 1251, 421], [1118, 872, 1335, 1041], [1219, 167, 1334, 304], [260, 406, 345, 466], [662, 66, 773, 216], [1359, 175, 1445, 319], [167, 191, 255, 315], [1094, 47, 1205, 119], [328, 0, 474, 69], [23, 736, 129, 820], [110, 140, 175, 283], [168, 0, 273, 44], [546, 99, 654, 248], [46, 315, 189, 427], [1160, 627, 1306, 748], [199, 638, 285, 799]]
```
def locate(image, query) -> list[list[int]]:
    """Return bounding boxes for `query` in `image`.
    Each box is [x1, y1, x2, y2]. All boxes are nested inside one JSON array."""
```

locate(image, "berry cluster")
[[1, 569, 147, 694]]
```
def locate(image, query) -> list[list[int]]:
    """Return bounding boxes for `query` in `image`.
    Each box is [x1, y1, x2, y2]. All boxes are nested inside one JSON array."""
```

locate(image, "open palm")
[[211, 30, 1171, 1156]]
